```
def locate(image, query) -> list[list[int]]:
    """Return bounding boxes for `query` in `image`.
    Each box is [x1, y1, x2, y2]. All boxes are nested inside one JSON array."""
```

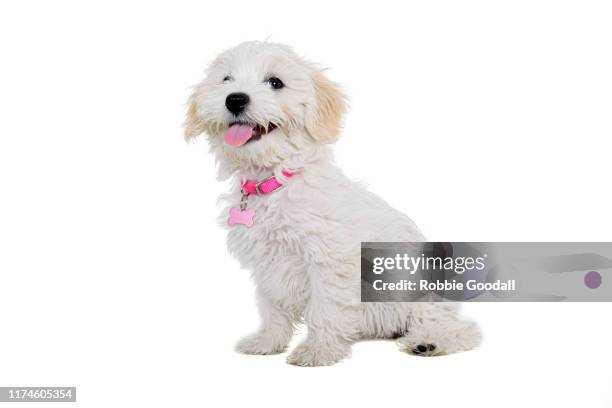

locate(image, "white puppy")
[[186, 41, 481, 366]]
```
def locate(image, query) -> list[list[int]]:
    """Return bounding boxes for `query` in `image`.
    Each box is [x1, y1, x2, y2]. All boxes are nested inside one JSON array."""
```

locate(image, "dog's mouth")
[[223, 121, 278, 147]]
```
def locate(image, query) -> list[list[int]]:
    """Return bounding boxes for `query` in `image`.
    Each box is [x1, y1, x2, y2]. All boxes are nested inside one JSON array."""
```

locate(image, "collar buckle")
[[255, 176, 275, 195]]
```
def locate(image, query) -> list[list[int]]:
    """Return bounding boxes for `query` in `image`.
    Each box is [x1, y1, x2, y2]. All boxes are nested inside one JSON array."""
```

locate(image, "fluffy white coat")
[[186, 41, 481, 366]]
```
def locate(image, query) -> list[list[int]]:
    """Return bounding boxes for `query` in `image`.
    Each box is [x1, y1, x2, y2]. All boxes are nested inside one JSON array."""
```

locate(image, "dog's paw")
[[235, 333, 288, 355], [398, 341, 438, 357], [286, 339, 351, 367], [396, 319, 482, 357]]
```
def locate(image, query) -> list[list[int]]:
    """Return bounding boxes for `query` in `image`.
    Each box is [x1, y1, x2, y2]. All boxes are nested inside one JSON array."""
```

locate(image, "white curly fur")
[[186, 41, 481, 366]]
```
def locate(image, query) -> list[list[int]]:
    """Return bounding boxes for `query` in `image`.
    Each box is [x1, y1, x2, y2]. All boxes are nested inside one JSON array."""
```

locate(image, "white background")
[[1, 1, 611, 407]]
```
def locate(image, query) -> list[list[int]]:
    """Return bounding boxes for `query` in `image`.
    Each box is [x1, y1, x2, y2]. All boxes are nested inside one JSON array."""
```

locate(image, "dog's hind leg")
[[235, 290, 298, 355], [396, 304, 482, 356]]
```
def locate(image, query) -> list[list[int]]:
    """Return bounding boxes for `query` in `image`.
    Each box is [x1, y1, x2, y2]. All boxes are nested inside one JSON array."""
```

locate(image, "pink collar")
[[241, 170, 296, 196]]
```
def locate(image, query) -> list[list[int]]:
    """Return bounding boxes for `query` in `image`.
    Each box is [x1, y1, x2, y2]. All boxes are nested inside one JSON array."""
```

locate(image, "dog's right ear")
[[184, 95, 205, 140]]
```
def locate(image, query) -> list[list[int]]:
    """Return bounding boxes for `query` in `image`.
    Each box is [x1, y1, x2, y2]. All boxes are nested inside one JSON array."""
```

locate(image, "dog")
[[185, 41, 481, 366]]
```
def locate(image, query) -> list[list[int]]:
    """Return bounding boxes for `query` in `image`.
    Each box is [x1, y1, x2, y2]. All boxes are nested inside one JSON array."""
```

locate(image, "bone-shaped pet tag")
[[228, 207, 255, 227], [228, 192, 255, 227]]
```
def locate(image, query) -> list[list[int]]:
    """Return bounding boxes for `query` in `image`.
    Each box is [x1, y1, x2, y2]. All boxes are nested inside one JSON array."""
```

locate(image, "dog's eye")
[[223, 75, 232, 82], [267, 77, 284, 90]]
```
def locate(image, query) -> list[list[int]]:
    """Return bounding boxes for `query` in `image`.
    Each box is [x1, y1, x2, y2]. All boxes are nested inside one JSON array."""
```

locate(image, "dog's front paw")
[[286, 338, 351, 367], [235, 333, 288, 355]]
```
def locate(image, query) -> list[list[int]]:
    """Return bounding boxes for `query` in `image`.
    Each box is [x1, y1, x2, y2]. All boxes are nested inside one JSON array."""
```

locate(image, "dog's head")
[[185, 41, 347, 169]]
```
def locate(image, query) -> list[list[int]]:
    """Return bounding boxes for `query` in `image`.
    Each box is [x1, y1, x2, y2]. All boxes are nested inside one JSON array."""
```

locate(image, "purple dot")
[[584, 271, 602, 289]]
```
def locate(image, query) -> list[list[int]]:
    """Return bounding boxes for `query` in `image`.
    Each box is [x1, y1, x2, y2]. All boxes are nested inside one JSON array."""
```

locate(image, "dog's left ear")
[[184, 96, 205, 140], [305, 70, 347, 143]]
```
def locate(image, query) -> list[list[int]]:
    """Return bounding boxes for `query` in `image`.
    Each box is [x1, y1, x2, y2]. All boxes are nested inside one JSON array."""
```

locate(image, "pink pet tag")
[[228, 207, 255, 227], [228, 192, 255, 228]]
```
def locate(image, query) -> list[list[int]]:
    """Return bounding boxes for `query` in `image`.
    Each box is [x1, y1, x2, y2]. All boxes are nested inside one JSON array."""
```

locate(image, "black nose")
[[225, 92, 250, 115]]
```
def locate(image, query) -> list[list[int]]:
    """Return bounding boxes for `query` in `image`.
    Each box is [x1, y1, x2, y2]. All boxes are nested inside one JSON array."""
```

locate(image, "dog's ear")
[[305, 70, 347, 143], [184, 95, 205, 140]]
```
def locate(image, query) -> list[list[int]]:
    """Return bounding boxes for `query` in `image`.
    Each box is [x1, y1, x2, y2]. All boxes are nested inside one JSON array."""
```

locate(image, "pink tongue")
[[224, 124, 254, 147]]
